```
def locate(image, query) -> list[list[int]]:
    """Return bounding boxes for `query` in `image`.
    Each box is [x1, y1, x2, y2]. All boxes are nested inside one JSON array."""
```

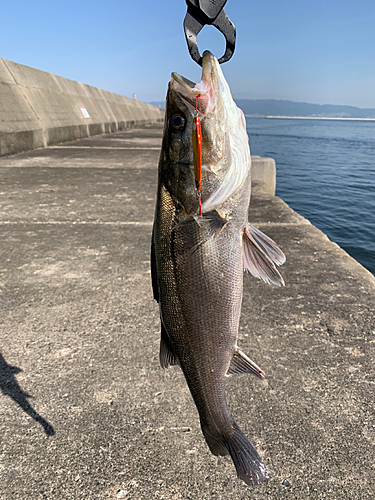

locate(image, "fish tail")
[[201, 419, 269, 486], [201, 424, 229, 457], [224, 421, 269, 486]]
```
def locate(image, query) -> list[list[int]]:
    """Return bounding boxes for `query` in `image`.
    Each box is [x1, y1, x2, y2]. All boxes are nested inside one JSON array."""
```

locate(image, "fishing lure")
[[192, 94, 202, 215]]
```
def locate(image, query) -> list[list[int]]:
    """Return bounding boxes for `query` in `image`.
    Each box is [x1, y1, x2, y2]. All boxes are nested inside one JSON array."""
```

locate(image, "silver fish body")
[[151, 51, 285, 485]]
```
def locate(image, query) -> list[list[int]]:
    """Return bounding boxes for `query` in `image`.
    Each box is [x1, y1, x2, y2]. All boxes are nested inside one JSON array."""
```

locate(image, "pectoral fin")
[[193, 210, 228, 238], [243, 224, 285, 286], [174, 210, 227, 238], [227, 346, 264, 380], [173, 210, 228, 254]]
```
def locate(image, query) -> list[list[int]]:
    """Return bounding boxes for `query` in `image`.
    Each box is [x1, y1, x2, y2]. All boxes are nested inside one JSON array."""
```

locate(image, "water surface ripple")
[[246, 118, 375, 275]]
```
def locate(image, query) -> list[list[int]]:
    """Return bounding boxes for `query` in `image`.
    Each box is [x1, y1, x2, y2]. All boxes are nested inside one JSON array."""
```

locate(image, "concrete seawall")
[[0, 58, 164, 157]]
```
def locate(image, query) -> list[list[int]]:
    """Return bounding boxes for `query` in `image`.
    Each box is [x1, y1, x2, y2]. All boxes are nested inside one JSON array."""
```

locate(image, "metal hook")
[[184, 0, 236, 66]]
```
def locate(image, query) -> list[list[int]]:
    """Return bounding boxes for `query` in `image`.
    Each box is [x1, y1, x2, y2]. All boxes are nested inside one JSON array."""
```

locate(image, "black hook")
[[184, 0, 236, 66]]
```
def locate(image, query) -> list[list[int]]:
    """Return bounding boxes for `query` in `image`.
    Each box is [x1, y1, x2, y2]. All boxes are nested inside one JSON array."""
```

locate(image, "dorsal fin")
[[159, 322, 180, 369], [227, 346, 264, 380], [151, 229, 159, 302]]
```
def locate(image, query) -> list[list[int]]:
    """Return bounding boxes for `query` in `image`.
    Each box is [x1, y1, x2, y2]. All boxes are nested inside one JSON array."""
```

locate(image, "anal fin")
[[227, 346, 264, 380]]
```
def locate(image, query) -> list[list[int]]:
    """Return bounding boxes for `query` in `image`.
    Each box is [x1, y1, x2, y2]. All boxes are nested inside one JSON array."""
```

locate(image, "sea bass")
[[151, 51, 285, 486]]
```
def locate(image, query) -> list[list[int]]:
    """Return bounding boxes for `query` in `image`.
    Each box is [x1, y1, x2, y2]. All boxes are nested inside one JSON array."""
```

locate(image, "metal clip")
[[184, 0, 236, 66]]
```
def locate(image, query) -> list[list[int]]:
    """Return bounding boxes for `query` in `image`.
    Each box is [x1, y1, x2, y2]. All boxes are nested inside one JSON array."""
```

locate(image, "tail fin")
[[224, 421, 269, 486], [202, 419, 269, 486]]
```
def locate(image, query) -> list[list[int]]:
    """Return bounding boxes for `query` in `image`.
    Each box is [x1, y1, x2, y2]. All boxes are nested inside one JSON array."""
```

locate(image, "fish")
[[151, 50, 285, 486]]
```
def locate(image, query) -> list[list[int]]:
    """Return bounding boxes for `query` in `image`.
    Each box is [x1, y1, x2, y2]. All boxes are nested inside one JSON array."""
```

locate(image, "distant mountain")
[[148, 98, 375, 119], [234, 99, 375, 119], [149, 101, 165, 109]]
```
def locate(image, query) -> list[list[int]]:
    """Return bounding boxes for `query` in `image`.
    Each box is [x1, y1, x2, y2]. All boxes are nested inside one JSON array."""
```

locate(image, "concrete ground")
[[0, 124, 374, 500]]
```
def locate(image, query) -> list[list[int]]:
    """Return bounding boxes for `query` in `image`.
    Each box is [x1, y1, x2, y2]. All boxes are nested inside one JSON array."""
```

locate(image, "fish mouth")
[[171, 51, 219, 116]]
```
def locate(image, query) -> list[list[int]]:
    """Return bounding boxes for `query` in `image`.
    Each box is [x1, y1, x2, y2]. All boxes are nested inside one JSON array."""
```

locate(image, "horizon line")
[[245, 115, 375, 122]]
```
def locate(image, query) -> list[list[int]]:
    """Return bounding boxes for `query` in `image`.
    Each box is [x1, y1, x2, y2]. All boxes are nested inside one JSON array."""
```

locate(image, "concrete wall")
[[251, 155, 276, 196], [0, 58, 164, 156]]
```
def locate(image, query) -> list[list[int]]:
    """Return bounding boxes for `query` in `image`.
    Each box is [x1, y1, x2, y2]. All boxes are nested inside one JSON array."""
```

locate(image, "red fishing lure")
[[192, 94, 202, 215]]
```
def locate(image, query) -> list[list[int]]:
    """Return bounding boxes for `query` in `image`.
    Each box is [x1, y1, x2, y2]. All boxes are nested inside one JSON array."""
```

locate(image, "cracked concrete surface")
[[0, 124, 374, 499]]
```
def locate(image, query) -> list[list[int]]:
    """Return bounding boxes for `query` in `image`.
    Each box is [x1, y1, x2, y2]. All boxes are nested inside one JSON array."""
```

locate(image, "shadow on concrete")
[[0, 352, 55, 436]]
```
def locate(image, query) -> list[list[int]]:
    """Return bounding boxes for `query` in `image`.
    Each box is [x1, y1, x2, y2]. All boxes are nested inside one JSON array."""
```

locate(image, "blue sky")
[[2, 0, 375, 108]]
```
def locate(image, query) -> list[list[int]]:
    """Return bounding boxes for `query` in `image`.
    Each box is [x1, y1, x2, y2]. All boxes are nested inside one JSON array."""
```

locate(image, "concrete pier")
[[0, 58, 163, 157], [0, 124, 374, 499]]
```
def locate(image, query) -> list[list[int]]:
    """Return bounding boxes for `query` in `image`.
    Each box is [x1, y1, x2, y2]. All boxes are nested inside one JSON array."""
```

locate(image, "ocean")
[[245, 117, 375, 276]]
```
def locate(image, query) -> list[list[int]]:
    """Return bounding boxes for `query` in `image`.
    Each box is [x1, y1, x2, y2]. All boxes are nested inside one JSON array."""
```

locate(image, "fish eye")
[[169, 112, 186, 132]]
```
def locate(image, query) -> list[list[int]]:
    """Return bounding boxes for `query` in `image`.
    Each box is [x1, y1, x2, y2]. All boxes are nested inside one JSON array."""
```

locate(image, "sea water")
[[246, 117, 375, 275]]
